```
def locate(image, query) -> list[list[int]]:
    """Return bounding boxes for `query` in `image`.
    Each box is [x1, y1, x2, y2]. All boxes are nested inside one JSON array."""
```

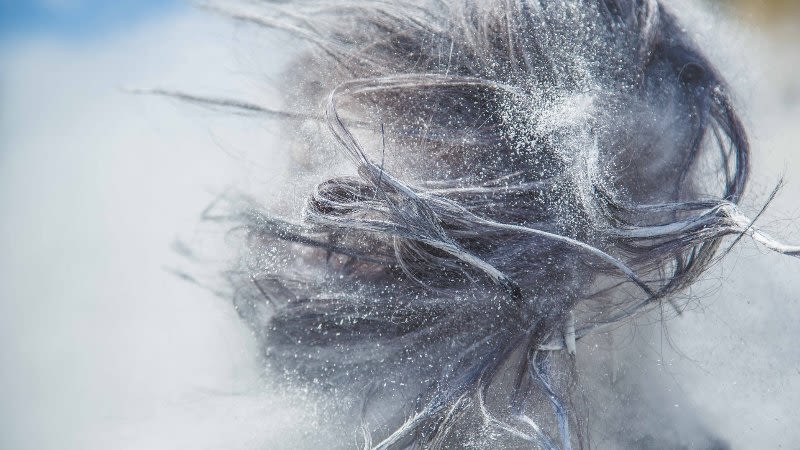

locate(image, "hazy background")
[[0, 1, 798, 449]]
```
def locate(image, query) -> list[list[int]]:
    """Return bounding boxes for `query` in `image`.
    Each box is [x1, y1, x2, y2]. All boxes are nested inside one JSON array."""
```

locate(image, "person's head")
[[206, 1, 796, 447]]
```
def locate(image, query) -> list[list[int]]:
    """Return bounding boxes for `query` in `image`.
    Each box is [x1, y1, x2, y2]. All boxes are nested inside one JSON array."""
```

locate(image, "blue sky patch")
[[0, 0, 184, 40]]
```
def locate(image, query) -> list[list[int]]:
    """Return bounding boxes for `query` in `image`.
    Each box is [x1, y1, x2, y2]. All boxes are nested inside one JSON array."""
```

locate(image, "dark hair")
[[182, 1, 799, 448]]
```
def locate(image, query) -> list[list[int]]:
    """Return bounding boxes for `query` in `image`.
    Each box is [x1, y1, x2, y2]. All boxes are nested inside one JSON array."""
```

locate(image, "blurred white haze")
[[0, 1, 798, 449]]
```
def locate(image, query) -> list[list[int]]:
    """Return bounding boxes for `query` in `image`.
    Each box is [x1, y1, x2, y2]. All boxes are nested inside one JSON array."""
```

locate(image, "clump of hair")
[[176, 1, 799, 448]]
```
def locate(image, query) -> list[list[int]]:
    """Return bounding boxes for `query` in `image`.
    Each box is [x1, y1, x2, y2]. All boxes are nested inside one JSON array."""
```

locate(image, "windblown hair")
[[181, 0, 798, 448]]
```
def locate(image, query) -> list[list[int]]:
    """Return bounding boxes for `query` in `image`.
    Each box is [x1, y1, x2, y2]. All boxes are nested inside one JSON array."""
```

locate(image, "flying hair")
[[154, 1, 800, 448]]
